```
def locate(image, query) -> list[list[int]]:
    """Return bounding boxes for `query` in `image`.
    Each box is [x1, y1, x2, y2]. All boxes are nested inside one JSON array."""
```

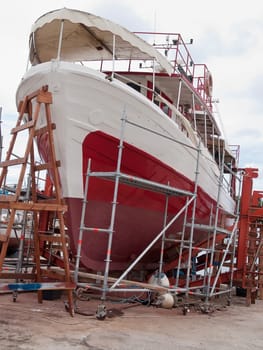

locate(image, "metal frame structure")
[[74, 108, 240, 311], [74, 109, 197, 300], [163, 154, 241, 307]]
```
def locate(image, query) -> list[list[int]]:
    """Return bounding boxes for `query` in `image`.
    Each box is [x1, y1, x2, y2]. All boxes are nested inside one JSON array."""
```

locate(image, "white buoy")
[[157, 293, 174, 309], [148, 272, 170, 287]]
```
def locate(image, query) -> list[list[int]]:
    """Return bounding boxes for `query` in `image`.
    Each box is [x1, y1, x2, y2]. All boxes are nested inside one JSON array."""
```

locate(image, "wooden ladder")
[[0, 86, 74, 315], [243, 221, 263, 306]]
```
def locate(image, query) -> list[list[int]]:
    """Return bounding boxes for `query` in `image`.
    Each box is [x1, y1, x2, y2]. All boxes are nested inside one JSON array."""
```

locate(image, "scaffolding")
[[73, 108, 240, 314], [0, 86, 74, 316], [74, 109, 197, 314]]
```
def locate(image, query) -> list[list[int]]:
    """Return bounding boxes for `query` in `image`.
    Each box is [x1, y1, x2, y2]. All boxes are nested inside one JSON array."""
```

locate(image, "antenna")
[[153, 9, 157, 45]]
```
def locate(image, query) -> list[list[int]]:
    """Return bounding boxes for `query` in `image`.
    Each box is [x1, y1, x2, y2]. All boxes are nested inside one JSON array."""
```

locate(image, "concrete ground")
[[0, 291, 262, 350]]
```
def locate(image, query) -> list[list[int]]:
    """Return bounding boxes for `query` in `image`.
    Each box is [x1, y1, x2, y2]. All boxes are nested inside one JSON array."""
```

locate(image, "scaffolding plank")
[[51, 267, 171, 293], [186, 223, 231, 235], [89, 171, 194, 197]]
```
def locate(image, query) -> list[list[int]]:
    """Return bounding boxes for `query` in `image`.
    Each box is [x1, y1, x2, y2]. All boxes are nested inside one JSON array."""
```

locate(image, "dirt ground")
[[0, 291, 262, 350]]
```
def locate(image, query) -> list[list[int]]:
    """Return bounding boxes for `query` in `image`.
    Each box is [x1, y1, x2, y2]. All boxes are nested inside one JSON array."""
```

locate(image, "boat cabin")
[[28, 8, 237, 193]]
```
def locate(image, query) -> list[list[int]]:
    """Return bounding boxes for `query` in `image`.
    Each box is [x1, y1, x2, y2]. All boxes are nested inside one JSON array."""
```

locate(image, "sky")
[[0, 0, 263, 189]]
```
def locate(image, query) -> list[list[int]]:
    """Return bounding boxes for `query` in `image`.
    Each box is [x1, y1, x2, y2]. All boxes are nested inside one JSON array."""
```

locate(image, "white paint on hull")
[[16, 61, 235, 214]]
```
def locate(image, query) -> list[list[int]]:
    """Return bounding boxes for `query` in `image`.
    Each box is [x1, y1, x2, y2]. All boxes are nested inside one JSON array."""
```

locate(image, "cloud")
[[93, 0, 151, 31]]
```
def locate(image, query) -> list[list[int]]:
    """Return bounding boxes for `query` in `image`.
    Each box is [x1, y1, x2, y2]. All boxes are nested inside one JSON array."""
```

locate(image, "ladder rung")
[[11, 120, 35, 134], [0, 158, 26, 167], [34, 160, 61, 172], [82, 226, 111, 233], [0, 194, 16, 202], [34, 123, 56, 137], [39, 234, 68, 243], [164, 238, 191, 243]]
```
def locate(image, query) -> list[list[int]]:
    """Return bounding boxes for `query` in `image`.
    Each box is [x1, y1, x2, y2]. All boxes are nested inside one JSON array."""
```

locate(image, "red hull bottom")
[[65, 196, 183, 272], [39, 131, 227, 273], [65, 193, 219, 273]]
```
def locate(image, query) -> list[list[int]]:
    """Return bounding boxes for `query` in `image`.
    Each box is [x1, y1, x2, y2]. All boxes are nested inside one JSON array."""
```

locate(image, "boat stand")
[[0, 86, 75, 316], [235, 168, 263, 305]]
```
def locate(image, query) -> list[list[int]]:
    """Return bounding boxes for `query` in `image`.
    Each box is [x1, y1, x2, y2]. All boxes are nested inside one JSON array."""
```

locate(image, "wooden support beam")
[[39, 233, 69, 244], [0, 272, 36, 280], [0, 234, 8, 242], [36, 88, 52, 104], [0, 195, 16, 202], [0, 202, 67, 212], [11, 120, 35, 134], [34, 123, 56, 137], [0, 158, 26, 167], [34, 160, 61, 172], [51, 267, 171, 293]]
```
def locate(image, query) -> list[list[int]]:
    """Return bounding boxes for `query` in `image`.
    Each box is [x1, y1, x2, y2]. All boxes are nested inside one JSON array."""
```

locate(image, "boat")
[[16, 8, 238, 275]]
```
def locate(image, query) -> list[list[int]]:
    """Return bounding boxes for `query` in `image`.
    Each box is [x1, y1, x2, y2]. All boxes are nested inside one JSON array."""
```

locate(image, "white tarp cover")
[[30, 8, 173, 75]]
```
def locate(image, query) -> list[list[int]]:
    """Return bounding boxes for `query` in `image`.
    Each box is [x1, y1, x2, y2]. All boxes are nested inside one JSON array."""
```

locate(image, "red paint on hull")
[[64, 131, 219, 272], [38, 130, 222, 272]]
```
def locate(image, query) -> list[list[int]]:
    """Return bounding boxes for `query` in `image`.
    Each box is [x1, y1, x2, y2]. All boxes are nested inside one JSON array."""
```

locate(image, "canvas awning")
[[29, 8, 173, 75]]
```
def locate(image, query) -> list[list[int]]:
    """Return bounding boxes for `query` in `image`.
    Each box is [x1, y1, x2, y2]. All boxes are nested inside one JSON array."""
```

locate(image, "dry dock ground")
[[0, 292, 262, 350]]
